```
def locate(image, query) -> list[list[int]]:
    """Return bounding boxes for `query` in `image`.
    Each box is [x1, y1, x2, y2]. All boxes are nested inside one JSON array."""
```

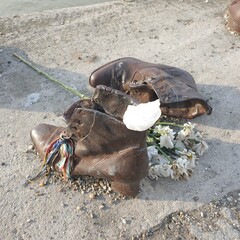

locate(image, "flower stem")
[[13, 53, 88, 99], [156, 121, 184, 128], [156, 146, 173, 163]]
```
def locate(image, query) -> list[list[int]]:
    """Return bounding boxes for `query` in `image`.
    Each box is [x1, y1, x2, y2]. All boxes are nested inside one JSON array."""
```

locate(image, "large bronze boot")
[[30, 86, 149, 197], [89, 57, 212, 119]]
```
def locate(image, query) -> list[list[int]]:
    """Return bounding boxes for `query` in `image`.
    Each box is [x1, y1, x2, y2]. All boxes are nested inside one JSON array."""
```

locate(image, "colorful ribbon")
[[23, 134, 74, 186]]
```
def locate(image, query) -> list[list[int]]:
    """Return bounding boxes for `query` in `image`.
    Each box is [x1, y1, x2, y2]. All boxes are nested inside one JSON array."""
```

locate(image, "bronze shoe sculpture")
[[225, 0, 240, 35], [30, 86, 149, 197], [89, 57, 212, 119]]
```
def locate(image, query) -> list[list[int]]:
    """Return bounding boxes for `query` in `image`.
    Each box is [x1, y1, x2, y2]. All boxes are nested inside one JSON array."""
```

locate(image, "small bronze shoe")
[[225, 0, 240, 35], [30, 86, 149, 197], [89, 57, 212, 119]]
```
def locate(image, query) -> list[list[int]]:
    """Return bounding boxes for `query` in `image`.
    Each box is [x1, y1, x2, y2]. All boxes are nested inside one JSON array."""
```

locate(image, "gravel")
[[133, 190, 240, 239]]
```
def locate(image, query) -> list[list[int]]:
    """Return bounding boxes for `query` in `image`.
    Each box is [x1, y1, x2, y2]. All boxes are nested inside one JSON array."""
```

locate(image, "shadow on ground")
[[1, 46, 240, 130], [0, 46, 90, 114]]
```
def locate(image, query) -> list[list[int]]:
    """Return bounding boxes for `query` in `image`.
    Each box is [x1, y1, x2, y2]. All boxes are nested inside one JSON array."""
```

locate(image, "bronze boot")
[[225, 0, 240, 35], [89, 57, 212, 119], [30, 86, 149, 197]]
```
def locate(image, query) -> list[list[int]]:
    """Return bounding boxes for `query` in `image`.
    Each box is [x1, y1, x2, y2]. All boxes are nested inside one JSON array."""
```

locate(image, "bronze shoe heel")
[[111, 181, 141, 197]]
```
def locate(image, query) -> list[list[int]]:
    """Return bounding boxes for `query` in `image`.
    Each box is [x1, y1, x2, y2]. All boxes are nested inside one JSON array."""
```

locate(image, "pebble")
[[90, 212, 97, 219], [99, 181, 104, 188], [26, 145, 35, 153], [27, 219, 34, 224], [28, 145, 34, 150], [99, 204, 105, 210], [122, 218, 128, 224], [168, 223, 174, 230], [149, 35, 159, 39], [46, 173, 125, 202], [88, 193, 96, 199], [193, 196, 199, 202]]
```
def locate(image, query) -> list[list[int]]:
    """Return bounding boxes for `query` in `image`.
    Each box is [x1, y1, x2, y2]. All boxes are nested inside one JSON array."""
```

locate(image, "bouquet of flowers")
[[122, 99, 209, 181], [147, 121, 208, 180]]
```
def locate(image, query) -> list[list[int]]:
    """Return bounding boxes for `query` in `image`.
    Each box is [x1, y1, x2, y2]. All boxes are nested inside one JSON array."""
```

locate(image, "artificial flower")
[[123, 99, 161, 131]]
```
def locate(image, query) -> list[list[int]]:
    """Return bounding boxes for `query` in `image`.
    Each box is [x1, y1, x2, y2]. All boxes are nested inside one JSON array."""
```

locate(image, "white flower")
[[148, 163, 173, 179], [193, 131, 204, 142], [147, 145, 159, 161], [179, 149, 197, 169], [160, 135, 174, 149], [158, 163, 173, 177], [154, 125, 175, 138], [148, 166, 159, 180], [174, 139, 186, 151], [176, 157, 189, 169], [123, 99, 161, 131], [193, 141, 208, 156], [177, 122, 196, 141], [171, 157, 190, 180], [147, 145, 170, 166], [154, 126, 175, 149]]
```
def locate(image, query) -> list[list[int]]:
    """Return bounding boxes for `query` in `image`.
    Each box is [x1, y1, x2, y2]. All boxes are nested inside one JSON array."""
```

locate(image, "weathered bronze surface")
[[225, 0, 240, 34], [31, 86, 149, 197], [89, 57, 212, 119]]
